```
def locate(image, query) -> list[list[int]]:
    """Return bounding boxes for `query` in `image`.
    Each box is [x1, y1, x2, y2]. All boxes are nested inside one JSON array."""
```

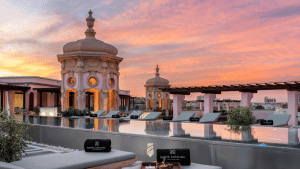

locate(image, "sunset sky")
[[1, 0, 300, 102]]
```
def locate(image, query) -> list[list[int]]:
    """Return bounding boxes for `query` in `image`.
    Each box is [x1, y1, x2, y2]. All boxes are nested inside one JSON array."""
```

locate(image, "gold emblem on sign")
[[147, 143, 154, 157]]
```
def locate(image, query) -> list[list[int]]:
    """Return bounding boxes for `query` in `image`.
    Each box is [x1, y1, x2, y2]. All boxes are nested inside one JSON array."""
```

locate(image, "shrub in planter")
[[61, 107, 84, 117], [225, 106, 256, 133], [34, 106, 40, 115], [82, 109, 90, 116], [0, 110, 33, 163], [119, 106, 126, 112]]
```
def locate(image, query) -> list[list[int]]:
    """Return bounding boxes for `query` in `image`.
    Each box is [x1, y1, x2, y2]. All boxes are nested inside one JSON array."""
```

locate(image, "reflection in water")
[[94, 119, 120, 132], [203, 124, 217, 139], [23, 116, 300, 146], [145, 121, 170, 136], [172, 122, 188, 137]]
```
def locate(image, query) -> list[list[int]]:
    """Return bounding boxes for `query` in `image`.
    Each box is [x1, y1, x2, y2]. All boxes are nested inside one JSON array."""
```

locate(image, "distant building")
[[145, 65, 171, 111], [197, 95, 204, 101], [264, 96, 276, 103]]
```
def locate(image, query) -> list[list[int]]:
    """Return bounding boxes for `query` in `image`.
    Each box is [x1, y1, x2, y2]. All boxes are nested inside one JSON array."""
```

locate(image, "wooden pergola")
[[160, 81, 300, 94]]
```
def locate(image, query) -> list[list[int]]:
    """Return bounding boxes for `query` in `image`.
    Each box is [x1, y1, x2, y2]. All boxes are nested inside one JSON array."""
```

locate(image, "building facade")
[[57, 10, 122, 114]]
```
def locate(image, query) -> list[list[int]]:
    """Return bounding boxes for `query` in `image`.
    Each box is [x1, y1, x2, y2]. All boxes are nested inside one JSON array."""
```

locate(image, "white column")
[[204, 124, 216, 139], [6, 91, 10, 115], [204, 93, 216, 114], [241, 92, 253, 108], [173, 123, 185, 136], [173, 95, 185, 118], [217, 102, 221, 111], [225, 102, 230, 111], [288, 91, 298, 127], [199, 102, 204, 111]]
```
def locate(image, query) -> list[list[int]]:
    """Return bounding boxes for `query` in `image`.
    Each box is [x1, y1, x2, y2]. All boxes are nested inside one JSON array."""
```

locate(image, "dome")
[[145, 65, 170, 86], [63, 10, 118, 55]]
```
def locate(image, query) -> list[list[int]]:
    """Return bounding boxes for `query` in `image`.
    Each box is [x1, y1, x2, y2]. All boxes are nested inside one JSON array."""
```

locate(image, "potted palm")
[[225, 106, 256, 142], [0, 110, 33, 162]]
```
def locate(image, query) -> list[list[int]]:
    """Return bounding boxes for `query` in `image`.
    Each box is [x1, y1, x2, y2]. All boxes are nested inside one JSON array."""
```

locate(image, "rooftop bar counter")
[[23, 116, 300, 169]]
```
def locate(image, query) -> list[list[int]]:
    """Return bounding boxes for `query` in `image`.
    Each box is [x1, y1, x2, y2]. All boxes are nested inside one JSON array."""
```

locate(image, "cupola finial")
[[155, 65, 159, 77], [85, 10, 96, 38]]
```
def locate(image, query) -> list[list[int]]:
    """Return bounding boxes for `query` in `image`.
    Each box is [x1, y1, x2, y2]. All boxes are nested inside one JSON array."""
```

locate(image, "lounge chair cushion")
[[12, 150, 136, 169], [125, 111, 144, 119], [268, 114, 290, 126], [143, 112, 162, 120], [199, 113, 221, 123], [252, 114, 291, 127], [98, 111, 120, 118], [173, 112, 195, 122], [94, 110, 106, 117]]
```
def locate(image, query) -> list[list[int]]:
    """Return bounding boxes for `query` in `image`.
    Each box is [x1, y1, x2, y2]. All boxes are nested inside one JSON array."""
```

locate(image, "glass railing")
[[23, 116, 300, 147]]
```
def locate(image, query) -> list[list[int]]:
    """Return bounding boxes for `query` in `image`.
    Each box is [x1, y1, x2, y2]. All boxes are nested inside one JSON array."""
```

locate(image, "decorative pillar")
[[199, 102, 204, 111], [173, 123, 185, 136], [25, 90, 31, 110], [76, 59, 86, 110], [102, 70, 109, 114], [225, 102, 230, 111], [60, 62, 66, 111], [5, 91, 9, 115], [22, 90, 26, 109], [217, 102, 221, 111], [173, 95, 185, 118], [241, 92, 253, 108], [116, 71, 120, 110], [162, 98, 165, 110], [204, 124, 216, 139], [288, 91, 299, 127], [8, 90, 14, 114], [204, 93, 216, 114], [0, 90, 3, 110], [47, 92, 51, 107]]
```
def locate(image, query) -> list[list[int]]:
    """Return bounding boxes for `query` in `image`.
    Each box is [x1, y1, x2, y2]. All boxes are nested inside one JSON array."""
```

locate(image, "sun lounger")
[[122, 111, 144, 119], [91, 110, 106, 117], [10, 149, 136, 169], [69, 110, 106, 119], [139, 111, 162, 120], [252, 113, 291, 127], [98, 110, 120, 118], [199, 113, 221, 123], [172, 112, 195, 122]]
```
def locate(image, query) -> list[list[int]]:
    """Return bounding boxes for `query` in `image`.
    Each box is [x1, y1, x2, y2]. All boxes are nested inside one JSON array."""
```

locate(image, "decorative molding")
[[86, 71, 100, 88], [77, 59, 84, 68], [86, 59, 99, 67], [66, 60, 76, 68], [67, 71, 76, 88]]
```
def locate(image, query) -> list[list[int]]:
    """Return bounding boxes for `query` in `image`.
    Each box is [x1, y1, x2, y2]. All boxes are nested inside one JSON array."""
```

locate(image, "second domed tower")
[[57, 10, 122, 113], [144, 65, 171, 111]]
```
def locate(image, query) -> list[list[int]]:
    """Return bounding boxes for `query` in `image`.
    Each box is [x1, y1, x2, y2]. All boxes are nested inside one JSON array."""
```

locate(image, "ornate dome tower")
[[57, 10, 122, 113], [144, 65, 171, 111]]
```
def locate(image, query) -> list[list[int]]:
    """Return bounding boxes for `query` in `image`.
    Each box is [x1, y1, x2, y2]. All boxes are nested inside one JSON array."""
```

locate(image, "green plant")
[[225, 106, 256, 133], [61, 107, 86, 117], [255, 105, 265, 109], [119, 106, 126, 112], [34, 106, 40, 115], [0, 110, 33, 163]]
